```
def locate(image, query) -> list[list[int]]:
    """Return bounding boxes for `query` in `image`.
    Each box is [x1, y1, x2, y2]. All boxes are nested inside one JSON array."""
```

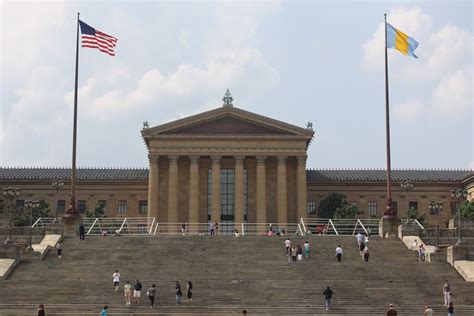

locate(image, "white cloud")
[[394, 99, 424, 121], [432, 68, 473, 117]]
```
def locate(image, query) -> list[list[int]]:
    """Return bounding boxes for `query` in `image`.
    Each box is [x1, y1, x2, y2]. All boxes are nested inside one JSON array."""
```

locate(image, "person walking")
[[363, 246, 370, 262], [356, 232, 364, 247], [209, 221, 214, 236], [56, 242, 62, 259], [419, 244, 426, 262], [335, 245, 343, 262], [386, 304, 397, 316], [291, 246, 297, 262], [443, 280, 451, 306], [284, 238, 291, 255], [322, 286, 333, 311], [447, 302, 454, 316], [134, 279, 143, 305], [100, 306, 108, 316], [423, 304, 433, 316], [303, 241, 311, 259], [113, 270, 121, 292], [181, 222, 186, 236], [147, 284, 157, 309], [214, 221, 219, 235], [79, 223, 85, 240], [124, 280, 132, 306], [175, 280, 183, 305], [411, 239, 419, 251], [37, 304, 45, 316], [186, 280, 193, 304]]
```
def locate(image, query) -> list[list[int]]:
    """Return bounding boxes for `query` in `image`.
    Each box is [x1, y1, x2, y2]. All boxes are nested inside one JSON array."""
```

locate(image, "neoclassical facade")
[[0, 101, 473, 228], [141, 103, 314, 231]]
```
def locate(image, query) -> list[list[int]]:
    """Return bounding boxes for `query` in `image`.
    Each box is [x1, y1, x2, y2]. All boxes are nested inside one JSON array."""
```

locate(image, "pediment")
[[143, 106, 314, 138], [163, 115, 290, 135]]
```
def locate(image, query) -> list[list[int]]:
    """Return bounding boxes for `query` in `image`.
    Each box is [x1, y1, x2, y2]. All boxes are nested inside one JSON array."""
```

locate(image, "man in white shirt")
[[411, 239, 419, 251], [335, 245, 343, 262], [284, 238, 291, 255], [356, 232, 364, 247], [113, 270, 121, 292]]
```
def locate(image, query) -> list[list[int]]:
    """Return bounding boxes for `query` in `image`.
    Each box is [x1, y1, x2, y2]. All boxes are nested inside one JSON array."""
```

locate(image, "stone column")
[[234, 156, 245, 232], [211, 155, 221, 225], [296, 155, 307, 222], [256, 156, 266, 232], [168, 155, 179, 225], [147, 155, 159, 224], [277, 155, 288, 226], [188, 155, 200, 233]]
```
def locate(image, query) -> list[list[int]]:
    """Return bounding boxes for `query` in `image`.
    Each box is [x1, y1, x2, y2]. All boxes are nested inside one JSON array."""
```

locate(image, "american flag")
[[79, 20, 117, 56]]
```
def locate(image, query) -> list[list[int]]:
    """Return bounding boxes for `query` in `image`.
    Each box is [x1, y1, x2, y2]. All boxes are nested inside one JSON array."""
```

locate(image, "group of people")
[[111, 270, 193, 309], [284, 238, 311, 262], [268, 223, 286, 236], [209, 221, 219, 236], [411, 239, 427, 262], [356, 232, 370, 262]]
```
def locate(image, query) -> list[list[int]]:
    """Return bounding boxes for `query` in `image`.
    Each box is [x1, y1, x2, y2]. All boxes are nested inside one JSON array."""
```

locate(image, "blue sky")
[[1, 1, 472, 170]]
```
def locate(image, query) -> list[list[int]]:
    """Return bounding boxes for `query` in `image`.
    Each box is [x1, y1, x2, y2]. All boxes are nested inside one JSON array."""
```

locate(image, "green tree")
[[403, 207, 427, 226], [318, 193, 346, 218], [334, 203, 363, 219], [458, 201, 474, 220], [86, 201, 107, 218], [13, 200, 50, 227]]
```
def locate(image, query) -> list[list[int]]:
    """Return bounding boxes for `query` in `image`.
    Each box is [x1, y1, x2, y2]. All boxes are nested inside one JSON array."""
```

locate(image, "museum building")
[[1, 100, 473, 230]]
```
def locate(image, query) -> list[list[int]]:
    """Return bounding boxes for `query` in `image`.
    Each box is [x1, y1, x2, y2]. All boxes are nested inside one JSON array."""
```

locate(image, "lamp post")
[[450, 189, 468, 246], [51, 179, 65, 221], [400, 180, 414, 217], [428, 201, 443, 250], [3, 187, 21, 245], [25, 200, 40, 251]]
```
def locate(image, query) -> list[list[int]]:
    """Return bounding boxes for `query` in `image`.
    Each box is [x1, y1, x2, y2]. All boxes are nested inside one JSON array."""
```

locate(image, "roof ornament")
[[142, 121, 150, 129], [222, 89, 233, 107], [306, 121, 313, 129]]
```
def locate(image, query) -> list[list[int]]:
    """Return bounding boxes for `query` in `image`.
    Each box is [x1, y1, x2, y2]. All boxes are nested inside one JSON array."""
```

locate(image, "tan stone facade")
[[0, 105, 472, 227]]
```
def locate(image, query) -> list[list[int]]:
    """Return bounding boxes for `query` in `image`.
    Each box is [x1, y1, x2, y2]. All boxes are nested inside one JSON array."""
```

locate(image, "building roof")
[[307, 169, 473, 182], [0, 168, 148, 181], [0, 167, 472, 183]]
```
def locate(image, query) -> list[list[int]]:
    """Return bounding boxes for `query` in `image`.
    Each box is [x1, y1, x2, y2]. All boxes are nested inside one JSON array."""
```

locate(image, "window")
[[307, 201, 317, 214], [138, 224, 148, 234], [57, 200, 66, 214], [207, 169, 212, 221], [408, 201, 418, 211], [98, 200, 107, 212], [138, 200, 147, 215], [243, 169, 248, 222], [118, 200, 128, 214], [368, 201, 378, 216], [16, 200, 24, 211], [450, 201, 459, 215], [77, 200, 86, 213], [391, 201, 398, 213]]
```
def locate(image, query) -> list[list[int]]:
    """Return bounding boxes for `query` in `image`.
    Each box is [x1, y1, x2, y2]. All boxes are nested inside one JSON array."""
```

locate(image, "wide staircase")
[[0, 235, 473, 315]]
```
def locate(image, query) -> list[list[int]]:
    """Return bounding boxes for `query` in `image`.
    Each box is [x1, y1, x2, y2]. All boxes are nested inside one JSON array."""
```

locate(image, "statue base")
[[379, 216, 401, 238]]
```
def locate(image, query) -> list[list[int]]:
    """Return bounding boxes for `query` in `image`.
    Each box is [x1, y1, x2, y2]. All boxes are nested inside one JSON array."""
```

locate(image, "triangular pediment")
[[142, 106, 314, 138], [163, 115, 290, 135]]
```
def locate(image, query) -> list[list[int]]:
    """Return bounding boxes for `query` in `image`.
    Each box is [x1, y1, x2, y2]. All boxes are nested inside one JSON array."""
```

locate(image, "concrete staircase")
[[0, 235, 473, 315]]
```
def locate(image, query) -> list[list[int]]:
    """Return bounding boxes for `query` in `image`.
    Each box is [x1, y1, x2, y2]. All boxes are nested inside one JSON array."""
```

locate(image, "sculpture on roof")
[[222, 89, 233, 107], [306, 121, 313, 129], [142, 121, 150, 129]]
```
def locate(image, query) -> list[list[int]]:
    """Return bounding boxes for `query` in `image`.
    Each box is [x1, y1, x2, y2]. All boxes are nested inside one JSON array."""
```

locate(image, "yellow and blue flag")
[[386, 23, 419, 58]]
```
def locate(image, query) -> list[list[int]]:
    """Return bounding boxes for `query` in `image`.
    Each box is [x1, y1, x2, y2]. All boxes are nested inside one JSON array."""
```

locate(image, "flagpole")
[[64, 12, 81, 222], [383, 13, 395, 218]]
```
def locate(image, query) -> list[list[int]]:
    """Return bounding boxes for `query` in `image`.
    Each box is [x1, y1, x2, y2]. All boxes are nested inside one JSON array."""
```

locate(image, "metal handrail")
[[87, 218, 99, 235]]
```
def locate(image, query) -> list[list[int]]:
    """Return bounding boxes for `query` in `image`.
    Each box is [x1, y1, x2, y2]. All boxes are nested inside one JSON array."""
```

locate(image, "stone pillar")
[[211, 155, 221, 225], [188, 155, 200, 233], [277, 155, 288, 226], [168, 155, 179, 225], [147, 155, 159, 224], [296, 155, 307, 222], [234, 156, 245, 232], [256, 156, 266, 232]]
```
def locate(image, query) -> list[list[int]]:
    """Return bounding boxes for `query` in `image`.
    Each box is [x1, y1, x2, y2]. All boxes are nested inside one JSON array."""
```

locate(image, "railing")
[[31, 217, 60, 228], [401, 218, 425, 230], [300, 218, 380, 236], [86, 217, 151, 235]]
